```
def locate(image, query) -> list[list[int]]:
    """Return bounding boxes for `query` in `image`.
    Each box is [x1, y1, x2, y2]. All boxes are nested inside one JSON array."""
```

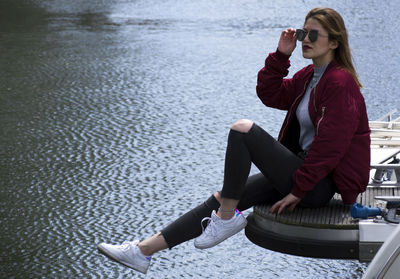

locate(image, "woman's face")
[[301, 18, 338, 66]]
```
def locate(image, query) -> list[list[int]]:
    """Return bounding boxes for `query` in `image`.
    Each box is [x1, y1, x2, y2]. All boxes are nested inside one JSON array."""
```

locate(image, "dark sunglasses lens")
[[308, 30, 318, 42], [296, 29, 306, 41]]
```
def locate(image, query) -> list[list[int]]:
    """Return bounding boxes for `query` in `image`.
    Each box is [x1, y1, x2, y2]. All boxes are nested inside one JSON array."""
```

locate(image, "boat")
[[244, 110, 400, 277], [362, 221, 400, 278]]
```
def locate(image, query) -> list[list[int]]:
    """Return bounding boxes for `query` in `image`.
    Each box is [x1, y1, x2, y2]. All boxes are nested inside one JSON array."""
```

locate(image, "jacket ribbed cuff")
[[290, 186, 307, 199], [274, 48, 291, 61]]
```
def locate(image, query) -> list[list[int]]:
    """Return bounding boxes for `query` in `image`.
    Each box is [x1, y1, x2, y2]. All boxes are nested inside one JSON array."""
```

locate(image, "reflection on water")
[[1, 0, 399, 278]]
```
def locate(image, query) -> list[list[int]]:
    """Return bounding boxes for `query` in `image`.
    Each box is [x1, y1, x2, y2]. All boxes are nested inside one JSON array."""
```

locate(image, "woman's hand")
[[270, 193, 301, 214], [277, 28, 297, 56]]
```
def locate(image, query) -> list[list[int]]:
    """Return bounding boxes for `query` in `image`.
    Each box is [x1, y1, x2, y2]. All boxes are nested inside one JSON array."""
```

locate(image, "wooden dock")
[[253, 187, 400, 230]]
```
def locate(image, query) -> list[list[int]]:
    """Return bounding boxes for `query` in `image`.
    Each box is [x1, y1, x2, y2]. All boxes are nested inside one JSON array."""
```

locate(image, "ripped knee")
[[231, 119, 254, 133]]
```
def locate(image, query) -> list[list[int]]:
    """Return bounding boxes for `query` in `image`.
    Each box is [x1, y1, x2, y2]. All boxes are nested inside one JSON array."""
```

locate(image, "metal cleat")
[[375, 196, 400, 224]]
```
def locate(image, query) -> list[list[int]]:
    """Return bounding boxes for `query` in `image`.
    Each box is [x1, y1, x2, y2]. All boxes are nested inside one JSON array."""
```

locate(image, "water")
[[1, 0, 399, 278]]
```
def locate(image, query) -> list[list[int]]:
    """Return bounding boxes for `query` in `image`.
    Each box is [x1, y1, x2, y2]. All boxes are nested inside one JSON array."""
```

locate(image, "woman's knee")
[[231, 119, 254, 133]]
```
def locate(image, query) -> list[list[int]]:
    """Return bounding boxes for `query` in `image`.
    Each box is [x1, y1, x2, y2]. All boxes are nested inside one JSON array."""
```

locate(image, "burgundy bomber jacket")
[[256, 50, 371, 204]]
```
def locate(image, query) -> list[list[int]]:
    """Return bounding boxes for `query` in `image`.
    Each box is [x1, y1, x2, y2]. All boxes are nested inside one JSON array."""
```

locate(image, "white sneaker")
[[97, 240, 151, 274], [194, 209, 247, 249]]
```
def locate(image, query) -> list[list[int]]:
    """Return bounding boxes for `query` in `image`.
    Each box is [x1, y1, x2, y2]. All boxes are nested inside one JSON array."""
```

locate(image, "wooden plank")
[[317, 205, 326, 226], [257, 204, 274, 221], [329, 201, 337, 225], [334, 201, 344, 225], [342, 206, 354, 226], [277, 206, 301, 225], [315, 206, 325, 226], [371, 139, 400, 146], [316, 206, 325, 226], [294, 207, 302, 225], [300, 208, 314, 225], [371, 129, 400, 137], [369, 121, 400, 130], [327, 203, 335, 225], [321, 206, 328, 226]]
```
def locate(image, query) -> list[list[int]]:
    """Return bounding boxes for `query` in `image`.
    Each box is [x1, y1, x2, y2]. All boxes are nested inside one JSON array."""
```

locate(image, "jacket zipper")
[[313, 65, 328, 112], [316, 106, 326, 136], [313, 84, 318, 112]]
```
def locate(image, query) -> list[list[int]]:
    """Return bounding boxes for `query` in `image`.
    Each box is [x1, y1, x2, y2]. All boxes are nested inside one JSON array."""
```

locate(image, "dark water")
[[1, 0, 399, 278]]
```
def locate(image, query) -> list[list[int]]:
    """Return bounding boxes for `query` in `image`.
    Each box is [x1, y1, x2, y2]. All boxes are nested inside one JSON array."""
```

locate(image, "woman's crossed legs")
[[97, 120, 335, 273]]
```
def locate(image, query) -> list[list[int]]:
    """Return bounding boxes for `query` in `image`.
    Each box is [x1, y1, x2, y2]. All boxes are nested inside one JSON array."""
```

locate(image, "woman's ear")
[[329, 40, 339, 50]]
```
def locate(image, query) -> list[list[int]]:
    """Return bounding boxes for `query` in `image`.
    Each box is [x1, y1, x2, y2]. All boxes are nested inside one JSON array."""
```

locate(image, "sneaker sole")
[[194, 219, 248, 249], [97, 244, 148, 274]]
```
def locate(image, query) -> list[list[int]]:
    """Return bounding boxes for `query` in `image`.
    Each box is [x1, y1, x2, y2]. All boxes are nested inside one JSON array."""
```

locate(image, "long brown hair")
[[305, 7, 362, 88]]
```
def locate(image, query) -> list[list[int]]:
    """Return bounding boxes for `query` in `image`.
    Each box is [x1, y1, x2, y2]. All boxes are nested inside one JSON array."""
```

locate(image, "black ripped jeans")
[[161, 123, 336, 248]]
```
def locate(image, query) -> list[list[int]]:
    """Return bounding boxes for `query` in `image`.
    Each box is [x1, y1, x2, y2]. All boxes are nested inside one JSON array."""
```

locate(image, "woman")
[[97, 7, 370, 274]]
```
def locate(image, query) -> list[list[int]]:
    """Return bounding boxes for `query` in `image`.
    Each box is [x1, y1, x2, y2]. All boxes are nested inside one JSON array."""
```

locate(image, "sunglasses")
[[296, 29, 328, 43]]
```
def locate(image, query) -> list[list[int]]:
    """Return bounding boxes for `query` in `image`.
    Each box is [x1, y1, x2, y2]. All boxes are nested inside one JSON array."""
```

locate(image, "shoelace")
[[120, 240, 152, 262], [200, 217, 218, 237], [121, 240, 139, 252]]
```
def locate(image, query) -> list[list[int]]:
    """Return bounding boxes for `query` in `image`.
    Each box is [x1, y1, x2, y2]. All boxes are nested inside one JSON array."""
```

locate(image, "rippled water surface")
[[1, 0, 400, 278]]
